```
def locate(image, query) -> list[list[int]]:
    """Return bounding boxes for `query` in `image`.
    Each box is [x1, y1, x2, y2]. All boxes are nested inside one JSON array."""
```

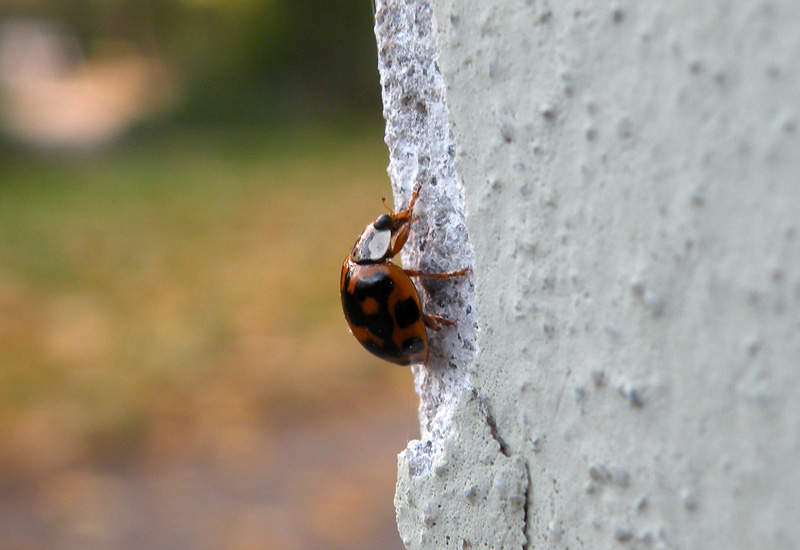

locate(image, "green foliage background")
[[0, 0, 382, 125]]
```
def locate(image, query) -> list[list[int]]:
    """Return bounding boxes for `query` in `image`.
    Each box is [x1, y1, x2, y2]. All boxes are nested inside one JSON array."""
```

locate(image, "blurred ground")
[[0, 395, 416, 550], [0, 126, 418, 549]]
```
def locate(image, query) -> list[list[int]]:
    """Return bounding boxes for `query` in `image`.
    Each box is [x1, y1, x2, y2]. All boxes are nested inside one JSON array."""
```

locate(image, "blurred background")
[[0, 1, 418, 548]]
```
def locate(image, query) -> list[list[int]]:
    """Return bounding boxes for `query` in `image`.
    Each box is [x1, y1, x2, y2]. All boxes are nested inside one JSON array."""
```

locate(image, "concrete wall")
[[376, 0, 800, 548]]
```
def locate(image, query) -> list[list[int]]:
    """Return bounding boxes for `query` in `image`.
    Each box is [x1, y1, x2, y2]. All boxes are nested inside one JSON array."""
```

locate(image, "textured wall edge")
[[374, 0, 528, 547], [374, 0, 476, 465]]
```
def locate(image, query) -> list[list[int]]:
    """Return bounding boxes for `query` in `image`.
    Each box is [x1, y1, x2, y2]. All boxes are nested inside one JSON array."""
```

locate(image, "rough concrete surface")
[[378, 0, 800, 548], [375, 0, 527, 547]]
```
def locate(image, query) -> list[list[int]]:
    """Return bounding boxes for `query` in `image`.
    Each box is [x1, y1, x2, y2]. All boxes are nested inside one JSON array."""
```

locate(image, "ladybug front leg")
[[389, 222, 414, 257], [382, 184, 423, 259], [403, 183, 422, 216], [403, 267, 470, 279], [381, 183, 422, 221], [422, 312, 455, 331]]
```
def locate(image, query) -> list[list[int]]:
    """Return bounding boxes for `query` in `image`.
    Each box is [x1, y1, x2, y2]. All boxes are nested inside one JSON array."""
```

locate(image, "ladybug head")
[[374, 213, 392, 230], [350, 215, 393, 263]]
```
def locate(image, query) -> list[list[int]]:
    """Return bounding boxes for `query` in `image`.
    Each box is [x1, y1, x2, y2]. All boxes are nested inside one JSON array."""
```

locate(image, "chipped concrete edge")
[[374, 1, 528, 548], [395, 390, 529, 549]]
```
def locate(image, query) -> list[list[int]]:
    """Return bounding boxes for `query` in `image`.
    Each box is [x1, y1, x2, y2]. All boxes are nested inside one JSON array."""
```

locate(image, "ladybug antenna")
[[381, 197, 394, 214]]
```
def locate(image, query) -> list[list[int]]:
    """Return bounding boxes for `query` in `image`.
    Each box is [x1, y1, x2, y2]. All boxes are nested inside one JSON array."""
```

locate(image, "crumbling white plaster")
[[395, 391, 527, 549]]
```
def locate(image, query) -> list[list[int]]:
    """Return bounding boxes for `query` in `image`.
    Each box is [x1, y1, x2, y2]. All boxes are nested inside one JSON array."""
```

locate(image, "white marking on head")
[[351, 223, 391, 262]]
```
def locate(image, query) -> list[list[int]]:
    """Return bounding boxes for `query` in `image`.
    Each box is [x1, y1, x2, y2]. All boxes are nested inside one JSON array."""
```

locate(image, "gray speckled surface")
[[378, 0, 800, 548]]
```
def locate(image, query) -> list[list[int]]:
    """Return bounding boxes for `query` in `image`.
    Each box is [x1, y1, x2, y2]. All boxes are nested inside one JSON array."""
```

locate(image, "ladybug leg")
[[422, 312, 455, 331], [382, 183, 422, 220], [407, 265, 468, 331], [389, 222, 412, 257], [404, 183, 422, 215], [403, 267, 470, 279], [387, 184, 423, 257]]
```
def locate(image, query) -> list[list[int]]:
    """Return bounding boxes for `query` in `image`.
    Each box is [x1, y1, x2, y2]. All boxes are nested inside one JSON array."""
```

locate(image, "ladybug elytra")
[[340, 184, 468, 365]]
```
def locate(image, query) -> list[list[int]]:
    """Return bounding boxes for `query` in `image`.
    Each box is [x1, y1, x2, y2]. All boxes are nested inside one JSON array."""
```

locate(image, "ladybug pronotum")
[[340, 184, 468, 365]]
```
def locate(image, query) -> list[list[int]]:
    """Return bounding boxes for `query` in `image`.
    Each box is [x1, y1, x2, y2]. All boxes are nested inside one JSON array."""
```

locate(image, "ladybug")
[[341, 184, 468, 365]]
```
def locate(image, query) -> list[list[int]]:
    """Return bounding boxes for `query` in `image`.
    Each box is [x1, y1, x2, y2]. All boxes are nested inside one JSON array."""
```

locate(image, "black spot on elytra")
[[402, 337, 425, 356], [352, 270, 393, 302], [394, 298, 420, 329], [341, 269, 395, 340], [362, 338, 405, 363]]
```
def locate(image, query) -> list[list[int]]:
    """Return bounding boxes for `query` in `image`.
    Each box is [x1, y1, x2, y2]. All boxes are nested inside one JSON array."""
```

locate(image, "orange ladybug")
[[340, 184, 468, 365]]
